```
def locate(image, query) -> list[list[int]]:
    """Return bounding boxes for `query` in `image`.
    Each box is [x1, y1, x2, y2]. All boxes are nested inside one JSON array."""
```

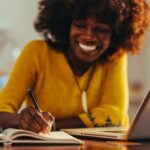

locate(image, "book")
[[0, 128, 83, 145]]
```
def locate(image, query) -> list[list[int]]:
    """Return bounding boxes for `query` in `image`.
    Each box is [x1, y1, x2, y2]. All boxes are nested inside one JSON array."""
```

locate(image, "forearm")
[[0, 112, 20, 130], [55, 116, 86, 130]]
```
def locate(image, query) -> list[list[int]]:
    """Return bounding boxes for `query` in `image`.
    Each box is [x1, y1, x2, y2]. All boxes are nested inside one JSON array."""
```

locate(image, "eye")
[[94, 27, 111, 34], [73, 21, 86, 29]]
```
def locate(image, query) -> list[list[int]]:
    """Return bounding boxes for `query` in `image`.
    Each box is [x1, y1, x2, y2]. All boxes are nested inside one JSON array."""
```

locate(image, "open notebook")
[[0, 128, 83, 144], [62, 90, 150, 140]]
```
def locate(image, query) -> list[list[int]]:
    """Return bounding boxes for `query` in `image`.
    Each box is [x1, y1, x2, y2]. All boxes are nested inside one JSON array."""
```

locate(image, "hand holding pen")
[[18, 89, 55, 133]]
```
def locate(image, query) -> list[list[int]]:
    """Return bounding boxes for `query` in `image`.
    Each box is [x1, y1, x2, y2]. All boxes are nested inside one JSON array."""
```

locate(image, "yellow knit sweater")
[[0, 40, 129, 127]]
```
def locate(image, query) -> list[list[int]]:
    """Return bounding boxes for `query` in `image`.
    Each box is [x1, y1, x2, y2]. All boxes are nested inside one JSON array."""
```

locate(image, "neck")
[[65, 51, 93, 76]]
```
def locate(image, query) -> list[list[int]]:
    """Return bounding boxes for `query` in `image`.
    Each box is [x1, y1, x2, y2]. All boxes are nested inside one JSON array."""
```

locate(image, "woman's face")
[[69, 17, 112, 63]]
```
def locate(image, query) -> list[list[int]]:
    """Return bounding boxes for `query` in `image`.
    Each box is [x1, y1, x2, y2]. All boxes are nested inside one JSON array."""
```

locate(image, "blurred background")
[[0, 0, 150, 120]]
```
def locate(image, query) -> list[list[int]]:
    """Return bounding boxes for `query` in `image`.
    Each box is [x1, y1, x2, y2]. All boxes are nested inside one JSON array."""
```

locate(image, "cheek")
[[70, 24, 84, 42], [70, 26, 79, 39], [102, 35, 111, 48], [105, 38, 111, 47]]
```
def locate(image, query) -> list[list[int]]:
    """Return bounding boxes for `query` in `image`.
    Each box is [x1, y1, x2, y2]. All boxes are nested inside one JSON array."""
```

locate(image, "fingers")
[[42, 112, 55, 124], [19, 106, 54, 133], [42, 112, 55, 132]]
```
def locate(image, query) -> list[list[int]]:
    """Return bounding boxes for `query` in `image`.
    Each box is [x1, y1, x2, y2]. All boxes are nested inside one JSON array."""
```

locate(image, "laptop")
[[62, 90, 150, 140]]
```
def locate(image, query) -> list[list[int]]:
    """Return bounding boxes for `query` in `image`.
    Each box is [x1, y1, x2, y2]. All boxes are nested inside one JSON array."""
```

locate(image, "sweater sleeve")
[[0, 41, 41, 113], [79, 53, 129, 127]]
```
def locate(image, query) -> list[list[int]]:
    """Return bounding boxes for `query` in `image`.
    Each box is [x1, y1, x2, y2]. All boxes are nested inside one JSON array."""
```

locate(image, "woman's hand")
[[19, 106, 54, 133]]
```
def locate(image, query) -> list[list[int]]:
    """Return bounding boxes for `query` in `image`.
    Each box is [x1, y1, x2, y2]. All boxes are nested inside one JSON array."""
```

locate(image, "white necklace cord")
[[73, 64, 95, 113]]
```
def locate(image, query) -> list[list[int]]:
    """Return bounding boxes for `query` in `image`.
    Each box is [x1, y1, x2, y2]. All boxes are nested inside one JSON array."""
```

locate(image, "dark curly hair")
[[34, 0, 150, 61]]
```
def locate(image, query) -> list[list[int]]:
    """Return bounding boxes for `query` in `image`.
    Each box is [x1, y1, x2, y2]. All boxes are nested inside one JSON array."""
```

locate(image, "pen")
[[28, 88, 56, 131], [28, 88, 40, 112]]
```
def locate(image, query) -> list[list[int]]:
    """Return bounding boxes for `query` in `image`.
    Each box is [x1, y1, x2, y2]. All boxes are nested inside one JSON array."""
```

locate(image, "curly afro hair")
[[34, 0, 150, 61]]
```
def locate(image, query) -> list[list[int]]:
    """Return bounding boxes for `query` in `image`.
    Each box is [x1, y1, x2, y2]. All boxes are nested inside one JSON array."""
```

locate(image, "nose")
[[85, 27, 93, 36], [80, 27, 96, 42]]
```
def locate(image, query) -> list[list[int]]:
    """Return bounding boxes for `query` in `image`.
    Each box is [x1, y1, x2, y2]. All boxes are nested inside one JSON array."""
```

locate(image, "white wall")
[[0, 0, 39, 74], [0, 0, 39, 47], [128, 32, 150, 100]]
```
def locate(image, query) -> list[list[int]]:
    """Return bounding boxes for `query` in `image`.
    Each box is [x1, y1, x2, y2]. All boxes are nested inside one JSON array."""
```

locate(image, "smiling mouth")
[[78, 42, 97, 52]]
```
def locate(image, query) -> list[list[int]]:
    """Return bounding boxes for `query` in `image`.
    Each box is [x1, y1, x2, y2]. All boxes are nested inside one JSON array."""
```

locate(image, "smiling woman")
[[0, 0, 149, 133], [69, 17, 112, 65]]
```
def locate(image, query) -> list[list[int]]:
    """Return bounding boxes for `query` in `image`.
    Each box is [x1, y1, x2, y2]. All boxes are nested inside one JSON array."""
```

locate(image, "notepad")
[[0, 128, 83, 145]]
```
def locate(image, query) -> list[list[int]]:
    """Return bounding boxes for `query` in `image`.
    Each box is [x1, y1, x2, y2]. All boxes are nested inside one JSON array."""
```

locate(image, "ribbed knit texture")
[[0, 40, 129, 127]]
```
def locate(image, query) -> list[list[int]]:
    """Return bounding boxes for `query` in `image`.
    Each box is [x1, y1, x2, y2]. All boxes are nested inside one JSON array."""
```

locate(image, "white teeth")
[[79, 43, 96, 52]]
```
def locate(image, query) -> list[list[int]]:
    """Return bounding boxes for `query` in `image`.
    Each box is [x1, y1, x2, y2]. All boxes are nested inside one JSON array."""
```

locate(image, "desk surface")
[[0, 139, 150, 150]]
